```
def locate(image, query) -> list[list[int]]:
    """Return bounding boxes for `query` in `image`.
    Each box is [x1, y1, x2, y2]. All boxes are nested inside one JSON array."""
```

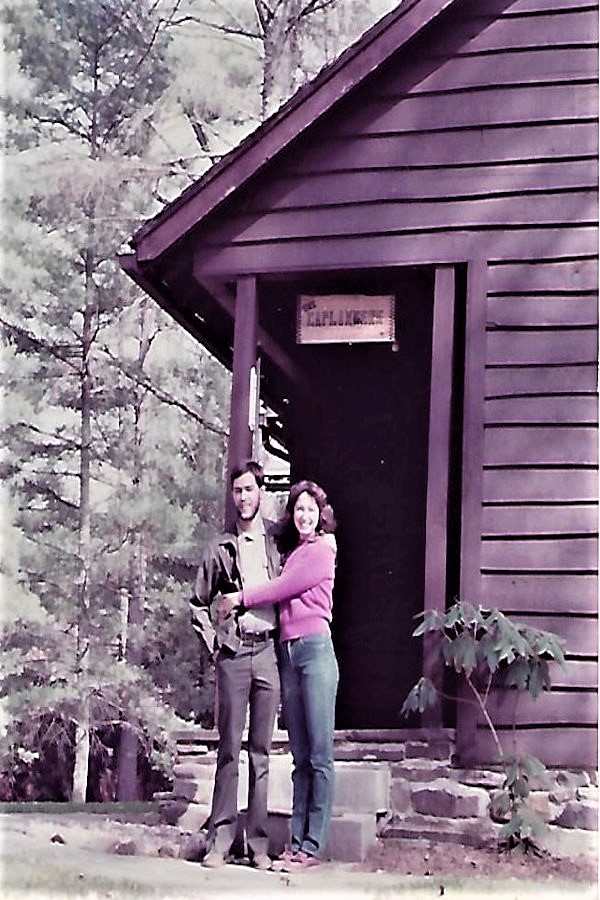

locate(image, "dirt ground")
[[1, 810, 597, 892], [357, 836, 597, 884]]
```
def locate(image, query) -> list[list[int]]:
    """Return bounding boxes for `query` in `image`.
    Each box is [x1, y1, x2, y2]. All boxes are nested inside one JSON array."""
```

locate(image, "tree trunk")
[[117, 724, 140, 802], [71, 294, 94, 803], [72, 697, 91, 802], [117, 300, 152, 801], [260, 0, 303, 118], [117, 531, 145, 800]]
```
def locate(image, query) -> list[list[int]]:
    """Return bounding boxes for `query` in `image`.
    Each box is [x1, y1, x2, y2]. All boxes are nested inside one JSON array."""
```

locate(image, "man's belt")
[[239, 630, 275, 646]]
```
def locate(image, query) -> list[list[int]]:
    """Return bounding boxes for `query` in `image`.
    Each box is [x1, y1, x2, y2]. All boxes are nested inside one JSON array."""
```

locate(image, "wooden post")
[[456, 257, 488, 763], [225, 276, 258, 525], [422, 265, 455, 729]]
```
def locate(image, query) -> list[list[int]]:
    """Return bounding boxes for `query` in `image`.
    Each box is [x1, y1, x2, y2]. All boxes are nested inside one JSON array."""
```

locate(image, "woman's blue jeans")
[[280, 632, 339, 858]]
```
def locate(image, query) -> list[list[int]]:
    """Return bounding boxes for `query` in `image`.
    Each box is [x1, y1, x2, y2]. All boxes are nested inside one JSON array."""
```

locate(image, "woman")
[[224, 479, 339, 870]]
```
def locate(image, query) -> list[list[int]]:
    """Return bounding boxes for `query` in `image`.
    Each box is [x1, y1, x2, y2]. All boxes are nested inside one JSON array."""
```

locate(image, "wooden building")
[[121, 0, 598, 768]]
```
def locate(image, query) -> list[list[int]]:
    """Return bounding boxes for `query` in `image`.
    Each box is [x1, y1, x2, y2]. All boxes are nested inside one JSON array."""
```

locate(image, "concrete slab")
[[333, 762, 390, 814], [325, 814, 377, 862]]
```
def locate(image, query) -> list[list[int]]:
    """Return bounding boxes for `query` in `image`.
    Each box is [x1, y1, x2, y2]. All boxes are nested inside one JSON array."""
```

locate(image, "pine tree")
[[1, 0, 227, 801]]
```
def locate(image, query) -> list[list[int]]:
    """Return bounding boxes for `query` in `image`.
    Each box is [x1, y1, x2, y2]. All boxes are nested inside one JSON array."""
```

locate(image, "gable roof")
[[131, 0, 458, 263]]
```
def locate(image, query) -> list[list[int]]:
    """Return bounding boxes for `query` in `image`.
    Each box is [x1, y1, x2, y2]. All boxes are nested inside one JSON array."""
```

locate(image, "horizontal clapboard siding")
[[408, 46, 598, 91], [551, 660, 598, 689], [471, 727, 596, 768], [279, 122, 598, 172], [481, 537, 597, 570], [487, 258, 598, 293], [484, 427, 597, 465], [202, 192, 597, 245], [341, 83, 597, 134], [483, 468, 598, 501], [236, 161, 597, 211], [485, 395, 597, 423], [486, 690, 597, 727], [486, 330, 598, 366], [487, 298, 597, 327], [513, 614, 597, 655], [480, 573, 597, 613], [195, 2, 598, 277], [482, 504, 597, 534], [195, 229, 597, 275], [485, 365, 597, 397], [469, 600, 597, 768]]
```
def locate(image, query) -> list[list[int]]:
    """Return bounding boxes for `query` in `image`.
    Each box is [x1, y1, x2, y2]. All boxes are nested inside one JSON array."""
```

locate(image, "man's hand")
[[213, 591, 241, 623]]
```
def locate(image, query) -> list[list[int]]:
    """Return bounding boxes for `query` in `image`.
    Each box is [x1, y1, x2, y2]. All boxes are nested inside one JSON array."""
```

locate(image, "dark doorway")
[[273, 267, 436, 728]]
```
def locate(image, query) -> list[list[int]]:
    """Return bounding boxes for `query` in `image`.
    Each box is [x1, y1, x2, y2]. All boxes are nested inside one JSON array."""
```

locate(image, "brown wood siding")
[[194, 1, 597, 266], [192, 0, 598, 766]]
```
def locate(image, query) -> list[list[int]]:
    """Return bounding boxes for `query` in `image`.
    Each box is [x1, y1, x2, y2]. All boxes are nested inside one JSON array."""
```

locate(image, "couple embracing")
[[190, 460, 339, 872]]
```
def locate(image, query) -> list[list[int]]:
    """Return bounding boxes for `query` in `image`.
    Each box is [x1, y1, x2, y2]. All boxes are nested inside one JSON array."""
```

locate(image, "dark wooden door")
[[291, 268, 435, 728]]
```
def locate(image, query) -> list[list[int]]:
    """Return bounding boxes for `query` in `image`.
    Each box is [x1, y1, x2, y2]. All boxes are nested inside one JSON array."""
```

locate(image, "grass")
[[2, 858, 165, 897], [0, 802, 159, 816]]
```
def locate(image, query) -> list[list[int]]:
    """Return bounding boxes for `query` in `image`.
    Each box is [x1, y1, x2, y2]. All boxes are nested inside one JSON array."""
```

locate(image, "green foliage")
[[403, 600, 566, 855], [401, 677, 440, 717], [411, 600, 565, 696], [494, 754, 549, 855], [1, 0, 228, 801]]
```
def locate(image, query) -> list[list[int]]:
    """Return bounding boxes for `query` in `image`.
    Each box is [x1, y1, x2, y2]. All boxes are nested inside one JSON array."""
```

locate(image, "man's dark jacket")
[[191, 519, 281, 654]]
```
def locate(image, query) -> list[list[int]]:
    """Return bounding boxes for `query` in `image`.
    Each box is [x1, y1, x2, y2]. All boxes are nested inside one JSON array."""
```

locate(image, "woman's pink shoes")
[[277, 849, 321, 871]]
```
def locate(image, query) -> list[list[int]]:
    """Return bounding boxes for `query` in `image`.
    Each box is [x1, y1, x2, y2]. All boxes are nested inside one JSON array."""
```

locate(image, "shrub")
[[402, 599, 566, 853]]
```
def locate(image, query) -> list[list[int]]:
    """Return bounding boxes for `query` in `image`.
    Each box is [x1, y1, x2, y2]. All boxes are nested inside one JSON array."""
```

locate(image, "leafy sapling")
[[401, 600, 566, 854]]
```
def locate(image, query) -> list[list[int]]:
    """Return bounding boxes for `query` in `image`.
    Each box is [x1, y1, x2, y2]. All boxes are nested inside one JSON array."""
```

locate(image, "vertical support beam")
[[422, 265, 455, 729], [460, 259, 487, 604], [250, 355, 262, 458], [225, 276, 258, 525], [457, 257, 488, 763]]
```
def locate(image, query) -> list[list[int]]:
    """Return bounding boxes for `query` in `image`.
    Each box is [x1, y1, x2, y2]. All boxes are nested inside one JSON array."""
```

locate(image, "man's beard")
[[239, 504, 259, 521]]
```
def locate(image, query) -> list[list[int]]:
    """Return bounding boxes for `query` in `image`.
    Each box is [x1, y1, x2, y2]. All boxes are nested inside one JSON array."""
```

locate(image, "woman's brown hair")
[[276, 479, 336, 555]]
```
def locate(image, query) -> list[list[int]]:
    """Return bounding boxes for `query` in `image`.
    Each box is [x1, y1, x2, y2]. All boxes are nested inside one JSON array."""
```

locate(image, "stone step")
[[325, 813, 378, 862], [390, 760, 453, 782], [408, 777, 490, 819], [334, 743, 409, 762], [333, 761, 391, 814], [176, 807, 377, 862], [169, 754, 394, 817], [173, 727, 455, 744], [382, 814, 499, 850]]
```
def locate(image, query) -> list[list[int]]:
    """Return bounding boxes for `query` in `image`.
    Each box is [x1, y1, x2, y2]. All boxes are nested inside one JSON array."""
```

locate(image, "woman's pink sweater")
[[241, 535, 336, 642]]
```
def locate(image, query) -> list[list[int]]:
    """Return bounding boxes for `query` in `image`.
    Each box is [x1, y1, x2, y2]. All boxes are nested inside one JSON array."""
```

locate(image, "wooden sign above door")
[[297, 294, 396, 344]]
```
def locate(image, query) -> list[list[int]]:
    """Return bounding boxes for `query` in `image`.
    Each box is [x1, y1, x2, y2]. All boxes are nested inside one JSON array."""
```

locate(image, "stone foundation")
[[158, 728, 598, 863]]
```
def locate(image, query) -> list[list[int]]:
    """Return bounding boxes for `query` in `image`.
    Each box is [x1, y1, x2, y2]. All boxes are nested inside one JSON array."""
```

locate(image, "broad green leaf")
[[401, 677, 439, 716], [449, 632, 478, 676]]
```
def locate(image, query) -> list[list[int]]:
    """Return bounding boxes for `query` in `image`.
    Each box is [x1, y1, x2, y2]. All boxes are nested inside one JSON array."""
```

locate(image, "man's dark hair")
[[230, 459, 265, 489]]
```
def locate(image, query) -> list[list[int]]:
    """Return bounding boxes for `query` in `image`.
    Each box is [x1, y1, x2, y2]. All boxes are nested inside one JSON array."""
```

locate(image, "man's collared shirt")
[[236, 517, 276, 634]]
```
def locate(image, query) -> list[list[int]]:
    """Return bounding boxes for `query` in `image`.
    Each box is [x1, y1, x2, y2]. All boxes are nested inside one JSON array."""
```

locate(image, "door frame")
[[224, 259, 488, 736], [422, 260, 487, 731]]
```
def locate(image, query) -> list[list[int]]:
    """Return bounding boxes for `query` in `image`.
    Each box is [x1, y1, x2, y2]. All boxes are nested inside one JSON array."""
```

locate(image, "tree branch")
[[97, 344, 229, 437], [0, 317, 82, 374], [22, 481, 79, 512], [169, 14, 260, 40]]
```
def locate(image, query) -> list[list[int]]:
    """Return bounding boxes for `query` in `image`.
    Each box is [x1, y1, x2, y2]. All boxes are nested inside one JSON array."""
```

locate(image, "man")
[[190, 460, 280, 870]]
